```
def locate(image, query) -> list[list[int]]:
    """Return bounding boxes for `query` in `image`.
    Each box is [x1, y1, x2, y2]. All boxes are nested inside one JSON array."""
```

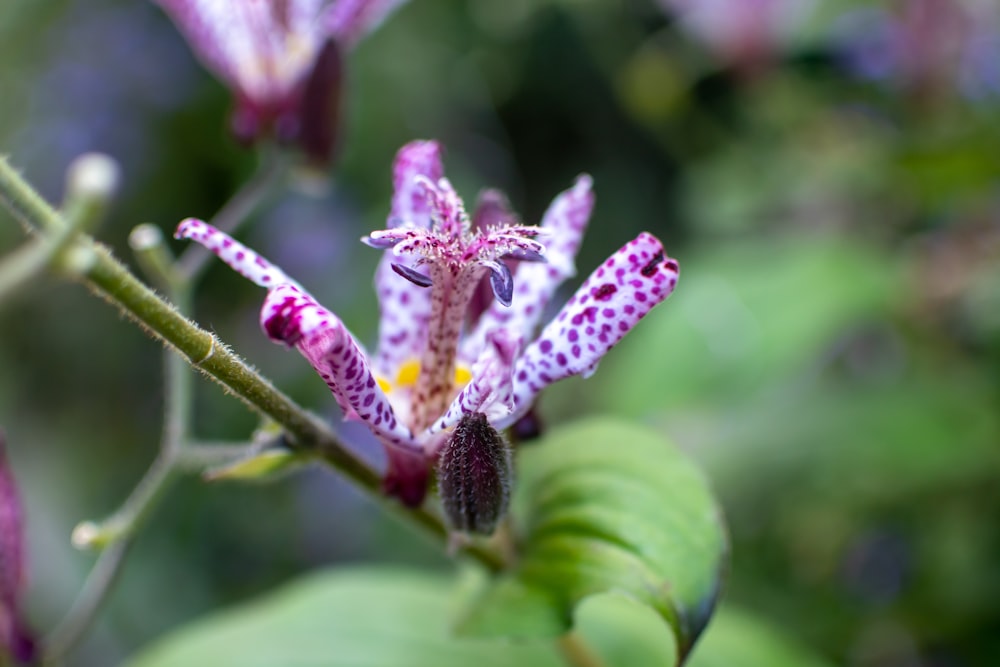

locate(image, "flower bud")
[[296, 38, 344, 168], [437, 412, 512, 535]]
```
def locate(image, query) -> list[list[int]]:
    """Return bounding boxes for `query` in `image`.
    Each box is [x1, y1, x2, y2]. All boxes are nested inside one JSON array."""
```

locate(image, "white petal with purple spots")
[[461, 174, 594, 363], [372, 140, 443, 378], [497, 232, 679, 428], [175, 218, 301, 290], [262, 284, 416, 450]]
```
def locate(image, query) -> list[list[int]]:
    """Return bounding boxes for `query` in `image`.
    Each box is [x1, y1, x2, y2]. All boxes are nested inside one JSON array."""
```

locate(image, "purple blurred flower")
[[156, 0, 409, 163], [176, 140, 680, 508], [659, 0, 816, 71], [0, 434, 33, 665], [835, 0, 1000, 100]]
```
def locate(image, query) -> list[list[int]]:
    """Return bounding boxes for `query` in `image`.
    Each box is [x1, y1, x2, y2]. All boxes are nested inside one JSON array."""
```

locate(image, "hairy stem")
[[0, 157, 63, 233]]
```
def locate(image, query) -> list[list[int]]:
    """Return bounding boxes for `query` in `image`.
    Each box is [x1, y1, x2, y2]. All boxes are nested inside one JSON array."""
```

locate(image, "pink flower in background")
[[175, 140, 679, 509], [835, 0, 1000, 100], [0, 433, 33, 665], [156, 0, 409, 163], [659, 0, 815, 71]]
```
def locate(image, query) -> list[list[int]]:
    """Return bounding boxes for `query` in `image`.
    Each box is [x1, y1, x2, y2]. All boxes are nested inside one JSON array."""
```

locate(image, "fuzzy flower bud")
[[437, 412, 512, 535]]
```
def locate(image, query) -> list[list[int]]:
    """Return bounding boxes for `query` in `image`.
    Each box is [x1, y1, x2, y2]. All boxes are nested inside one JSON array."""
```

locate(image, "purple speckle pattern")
[[371, 140, 442, 379], [461, 174, 594, 364], [366, 160, 547, 432], [176, 142, 683, 511], [175, 218, 299, 289], [175, 219, 415, 454], [430, 329, 519, 435], [261, 284, 415, 449], [495, 232, 679, 429]]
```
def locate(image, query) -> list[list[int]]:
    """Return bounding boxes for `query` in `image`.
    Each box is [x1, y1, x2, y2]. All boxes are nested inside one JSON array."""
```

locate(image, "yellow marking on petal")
[[396, 359, 421, 387], [454, 365, 472, 387], [376, 376, 392, 394]]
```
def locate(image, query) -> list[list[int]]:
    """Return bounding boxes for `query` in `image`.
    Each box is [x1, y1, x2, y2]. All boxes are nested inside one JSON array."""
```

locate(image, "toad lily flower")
[[156, 0, 409, 163], [175, 140, 679, 512]]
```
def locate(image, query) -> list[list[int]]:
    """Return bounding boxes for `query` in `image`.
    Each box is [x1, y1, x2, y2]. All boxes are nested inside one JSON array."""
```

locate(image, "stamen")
[[503, 248, 547, 263], [485, 260, 513, 307], [362, 235, 399, 249], [391, 263, 433, 287], [454, 365, 473, 386], [395, 359, 421, 387]]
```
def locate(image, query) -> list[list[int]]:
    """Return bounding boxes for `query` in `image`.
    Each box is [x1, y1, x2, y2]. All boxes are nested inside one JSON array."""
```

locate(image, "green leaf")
[[688, 607, 835, 667], [203, 449, 304, 482], [127, 568, 564, 667], [459, 417, 728, 662]]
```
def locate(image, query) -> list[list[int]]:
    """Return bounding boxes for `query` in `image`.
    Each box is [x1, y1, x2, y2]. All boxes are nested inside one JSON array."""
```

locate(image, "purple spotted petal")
[[261, 284, 417, 451], [462, 174, 594, 362], [429, 329, 520, 435], [472, 189, 518, 230], [496, 232, 679, 429], [389, 140, 444, 228], [418, 176, 469, 237], [372, 141, 444, 377], [175, 219, 301, 290], [156, 0, 326, 105], [325, 0, 411, 50]]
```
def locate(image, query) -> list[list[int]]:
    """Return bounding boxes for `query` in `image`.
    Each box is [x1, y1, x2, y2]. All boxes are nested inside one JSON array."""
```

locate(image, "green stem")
[[42, 540, 132, 666], [0, 235, 61, 307], [69, 453, 179, 550], [0, 154, 113, 307], [0, 157, 62, 233]]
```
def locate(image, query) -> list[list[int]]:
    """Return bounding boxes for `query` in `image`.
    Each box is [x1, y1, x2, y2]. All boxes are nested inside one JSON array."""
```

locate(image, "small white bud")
[[70, 521, 100, 550], [67, 153, 120, 200], [128, 223, 164, 252]]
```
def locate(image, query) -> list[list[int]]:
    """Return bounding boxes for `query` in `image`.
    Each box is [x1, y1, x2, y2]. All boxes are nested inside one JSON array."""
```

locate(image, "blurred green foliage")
[[2, 0, 999, 665]]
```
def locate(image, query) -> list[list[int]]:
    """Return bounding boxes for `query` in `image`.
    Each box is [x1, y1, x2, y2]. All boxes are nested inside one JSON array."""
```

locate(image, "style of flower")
[[175, 140, 680, 508], [0, 433, 33, 664], [156, 0, 409, 163]]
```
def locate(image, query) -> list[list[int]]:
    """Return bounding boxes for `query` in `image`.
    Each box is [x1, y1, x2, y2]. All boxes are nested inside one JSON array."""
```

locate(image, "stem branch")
[[43, 540, 132, 665]]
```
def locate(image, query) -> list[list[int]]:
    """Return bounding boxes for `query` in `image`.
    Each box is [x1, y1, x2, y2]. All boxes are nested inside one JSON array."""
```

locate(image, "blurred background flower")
[[1, 0, 999, 665]]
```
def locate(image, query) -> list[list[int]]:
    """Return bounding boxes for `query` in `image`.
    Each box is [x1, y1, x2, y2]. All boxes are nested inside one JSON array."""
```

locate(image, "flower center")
[[366, 176, 547, 432]]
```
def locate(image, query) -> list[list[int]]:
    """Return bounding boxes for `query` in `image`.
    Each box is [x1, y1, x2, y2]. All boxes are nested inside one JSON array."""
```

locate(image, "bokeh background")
[[1, 0, 999, 665]]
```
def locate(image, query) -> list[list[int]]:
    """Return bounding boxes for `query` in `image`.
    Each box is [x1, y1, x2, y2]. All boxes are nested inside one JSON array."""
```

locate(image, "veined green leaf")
[[459, 417, 728, 662]]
